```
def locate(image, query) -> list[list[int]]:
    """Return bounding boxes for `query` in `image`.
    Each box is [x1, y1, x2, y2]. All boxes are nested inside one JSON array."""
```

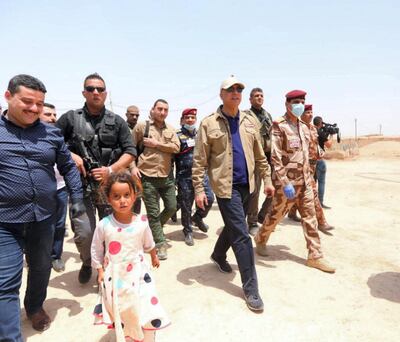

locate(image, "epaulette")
[[273, 116, 286, 125]]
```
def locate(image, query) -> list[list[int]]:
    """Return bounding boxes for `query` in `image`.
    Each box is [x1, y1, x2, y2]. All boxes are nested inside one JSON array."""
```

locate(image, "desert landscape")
[[20, 139, 400, 342]]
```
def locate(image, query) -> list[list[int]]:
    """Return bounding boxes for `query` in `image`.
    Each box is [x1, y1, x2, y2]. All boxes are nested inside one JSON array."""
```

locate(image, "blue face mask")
[[291, 103, 305, 117], [184, 124, 196, 131]]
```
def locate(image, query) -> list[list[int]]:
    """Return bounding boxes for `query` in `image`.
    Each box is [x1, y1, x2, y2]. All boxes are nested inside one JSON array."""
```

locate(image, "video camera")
[[321, 122, 341, 143]]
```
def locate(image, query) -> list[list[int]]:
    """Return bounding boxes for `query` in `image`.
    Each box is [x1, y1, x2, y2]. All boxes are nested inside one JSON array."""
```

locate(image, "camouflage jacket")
[[270, 113, 312, 187]]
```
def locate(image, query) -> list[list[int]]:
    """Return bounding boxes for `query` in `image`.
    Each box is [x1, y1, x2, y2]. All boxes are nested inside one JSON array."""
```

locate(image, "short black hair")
[[313, 116, 323, 126], [152, 99, 168, 108], [7, 74, 47, 95], [250, 87, 263, 97], [83, 73, 106, 88], [43, 103, 55, 109]]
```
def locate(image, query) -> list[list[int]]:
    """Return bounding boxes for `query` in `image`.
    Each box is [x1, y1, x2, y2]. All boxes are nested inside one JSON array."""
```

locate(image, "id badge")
[[187, 138, 195, 147]]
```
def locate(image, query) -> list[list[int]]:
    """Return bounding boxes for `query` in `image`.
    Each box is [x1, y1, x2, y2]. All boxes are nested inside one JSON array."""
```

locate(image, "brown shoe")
[[319, 223, 334, 231], [306, 258, 336, 273], [27, 308, 51, 331], [255, 242, 269, 256]]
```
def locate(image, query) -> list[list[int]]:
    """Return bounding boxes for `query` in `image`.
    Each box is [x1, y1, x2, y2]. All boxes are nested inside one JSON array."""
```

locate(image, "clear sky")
[[1, 0, 399, 137]]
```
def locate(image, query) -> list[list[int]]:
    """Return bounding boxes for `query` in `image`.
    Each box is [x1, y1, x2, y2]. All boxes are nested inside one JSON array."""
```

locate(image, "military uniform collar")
[[83, 103, 106, 117]]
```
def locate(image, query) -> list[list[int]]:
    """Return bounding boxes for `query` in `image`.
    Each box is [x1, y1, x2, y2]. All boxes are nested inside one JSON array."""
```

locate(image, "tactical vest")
[[71, 108, 121, 166]]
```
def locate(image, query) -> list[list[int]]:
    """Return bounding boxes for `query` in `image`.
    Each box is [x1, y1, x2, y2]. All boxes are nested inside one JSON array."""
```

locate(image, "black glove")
[[70, 198, 86, 218]]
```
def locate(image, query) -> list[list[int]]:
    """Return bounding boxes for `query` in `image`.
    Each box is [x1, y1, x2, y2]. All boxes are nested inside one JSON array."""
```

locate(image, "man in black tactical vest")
[[56, 73, 136, 284]]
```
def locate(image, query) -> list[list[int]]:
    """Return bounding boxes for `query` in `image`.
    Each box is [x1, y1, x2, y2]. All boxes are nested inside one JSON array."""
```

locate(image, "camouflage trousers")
[[288, 176, 327, 226], [255, 183, 323, 260]]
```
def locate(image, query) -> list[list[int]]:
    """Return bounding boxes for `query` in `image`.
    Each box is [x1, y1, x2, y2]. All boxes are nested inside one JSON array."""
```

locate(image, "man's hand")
[[70, 198, 86, 218], [91, 166, 110, 182], [130, 166, 141, 179], [71, 152, 86, 177], [264, 185, 275, 198], [195, 192, 208, 210], [143, 137, 159, 148], [283, 183, 296, 199]]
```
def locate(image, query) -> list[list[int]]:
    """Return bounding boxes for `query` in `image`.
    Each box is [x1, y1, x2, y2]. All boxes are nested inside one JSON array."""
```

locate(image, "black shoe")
[[192, 215, 209, 232], [244, 293, 264, 312], [257, 215, 265, 225], [248, 223, 259, 236], [210, 253, 232, 273], [184, 232, 194, 246], [78, 265, 92, 284], [170, 213, 177, 223], [288, 213, 302, 222], [321, 204, 331, 209]]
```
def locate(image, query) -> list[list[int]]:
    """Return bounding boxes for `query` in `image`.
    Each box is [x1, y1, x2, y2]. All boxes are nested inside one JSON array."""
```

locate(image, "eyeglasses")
[[226, 86, 244, 93], [85, 86, 106, 93]]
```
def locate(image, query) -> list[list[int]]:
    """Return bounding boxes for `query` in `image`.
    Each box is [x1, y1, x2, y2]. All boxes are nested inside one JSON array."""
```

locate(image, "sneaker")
[[210, 253, 232, 273], [255, 242, 268, 256], [192, 215, 209, 233], [248, 223, 259, 237], [306, 258, 336, 273], [78, 265, 92, 284], [184, 232, 194, 246], [52, 259, 65, 272], [244, 293, 264, 312], [157, 244, 168, 260]]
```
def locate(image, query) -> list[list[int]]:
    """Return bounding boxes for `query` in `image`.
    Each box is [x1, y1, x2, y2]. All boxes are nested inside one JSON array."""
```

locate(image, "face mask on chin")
[[291, 103, 305, 117], [183, 123, 196, 131]]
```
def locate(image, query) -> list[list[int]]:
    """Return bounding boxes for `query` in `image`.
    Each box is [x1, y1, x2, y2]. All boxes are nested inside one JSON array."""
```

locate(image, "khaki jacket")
[[132, 120, 180, 177], [192, 106, 272, 198], [270, 114, 313, 187]]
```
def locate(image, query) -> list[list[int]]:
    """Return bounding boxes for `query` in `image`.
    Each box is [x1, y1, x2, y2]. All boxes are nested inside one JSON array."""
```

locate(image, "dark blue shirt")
[[0, 115, 83, 223], [222, 110, 248, 185]]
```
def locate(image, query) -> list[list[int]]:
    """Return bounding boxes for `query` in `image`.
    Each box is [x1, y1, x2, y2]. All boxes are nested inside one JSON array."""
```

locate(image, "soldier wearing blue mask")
[[175, 108, 214, 246], [255, 90, 335, 274]]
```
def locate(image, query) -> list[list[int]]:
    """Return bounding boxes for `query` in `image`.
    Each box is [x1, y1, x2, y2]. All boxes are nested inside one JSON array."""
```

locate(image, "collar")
[[83, 103, 106, 117], [1, 110, 41, 129]]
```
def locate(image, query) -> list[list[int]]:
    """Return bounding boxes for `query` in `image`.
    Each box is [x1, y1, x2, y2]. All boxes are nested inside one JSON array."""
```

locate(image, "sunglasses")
[[85, 86, 106, 93], [226, 86, 244, 93]]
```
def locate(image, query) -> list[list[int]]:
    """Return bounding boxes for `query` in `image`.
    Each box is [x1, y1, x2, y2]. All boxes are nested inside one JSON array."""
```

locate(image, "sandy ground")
[[20, 141, 400, 342]]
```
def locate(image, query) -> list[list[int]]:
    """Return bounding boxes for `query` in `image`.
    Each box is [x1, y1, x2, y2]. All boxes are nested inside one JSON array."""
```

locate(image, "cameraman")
[[313, 116, 332, 209], [56, 73, 136, 284]]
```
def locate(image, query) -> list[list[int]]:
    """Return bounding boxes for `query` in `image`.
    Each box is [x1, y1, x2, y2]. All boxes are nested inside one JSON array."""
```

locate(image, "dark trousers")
[[316, 159, 327, 204], [178, 175, 214, 234], [51, 187, 68, 260], [0, 216, 55, 342], [141, 174, 177, 246], [214, 184, 259, 296], [70, 195, 110, 267]]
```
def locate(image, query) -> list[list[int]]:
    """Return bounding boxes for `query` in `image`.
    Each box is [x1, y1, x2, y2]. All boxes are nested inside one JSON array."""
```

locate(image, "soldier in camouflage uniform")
[[245, 88, 274, 236], [254, 90, 335, 273], [175, 108, 214, 246], [287, 104, 334, 232]]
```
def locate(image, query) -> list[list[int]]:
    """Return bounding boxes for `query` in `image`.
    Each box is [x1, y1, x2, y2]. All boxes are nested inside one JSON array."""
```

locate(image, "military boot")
[[192, 214, 209, 233], [288, 207, 301, 222], [306, 258, 335, 273]]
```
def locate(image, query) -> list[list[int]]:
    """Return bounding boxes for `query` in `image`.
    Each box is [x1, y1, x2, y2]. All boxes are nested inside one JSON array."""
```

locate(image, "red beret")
[[181, 108, 197, 117], [304, 104, 312, 111], [285, 90, 307, 100]]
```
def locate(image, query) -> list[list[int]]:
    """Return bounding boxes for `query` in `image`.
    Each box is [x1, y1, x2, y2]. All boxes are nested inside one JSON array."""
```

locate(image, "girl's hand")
[[97, 268, 104, 284], [150, 248, 160, 268]]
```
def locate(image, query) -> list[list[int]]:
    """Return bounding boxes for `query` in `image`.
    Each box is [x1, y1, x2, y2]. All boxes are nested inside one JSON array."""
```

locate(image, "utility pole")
[[355, 118, 357, 141], [379, 124, 382, 135], [109, 91, 114, 112]]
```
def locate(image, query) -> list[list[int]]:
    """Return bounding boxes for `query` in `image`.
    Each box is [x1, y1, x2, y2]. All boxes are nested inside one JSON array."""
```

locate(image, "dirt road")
[[21, 141, 400, 341]]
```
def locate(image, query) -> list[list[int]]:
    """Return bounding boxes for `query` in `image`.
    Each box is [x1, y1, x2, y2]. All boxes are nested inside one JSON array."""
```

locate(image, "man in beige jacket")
[[192, 75, 274, 312]]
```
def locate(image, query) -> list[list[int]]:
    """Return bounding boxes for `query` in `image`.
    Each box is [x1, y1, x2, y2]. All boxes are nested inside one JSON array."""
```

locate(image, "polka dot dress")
[[93, 214, 170, 341]]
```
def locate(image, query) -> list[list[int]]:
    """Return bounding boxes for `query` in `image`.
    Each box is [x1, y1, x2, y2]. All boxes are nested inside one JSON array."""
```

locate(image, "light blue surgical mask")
[[183, 123, 196, 132], [291, 103, 305, 117]]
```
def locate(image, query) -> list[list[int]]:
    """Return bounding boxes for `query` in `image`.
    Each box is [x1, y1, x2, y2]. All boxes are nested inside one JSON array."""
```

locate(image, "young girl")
[[91, 171, 170, 342]]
